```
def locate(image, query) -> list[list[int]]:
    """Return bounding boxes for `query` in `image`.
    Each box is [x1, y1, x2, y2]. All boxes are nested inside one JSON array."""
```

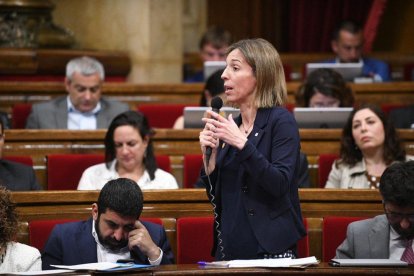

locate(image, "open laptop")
[[204, 61, 226, 80], [184, 106, 240, 129], [293, 107, 353, 129], [306, 62, 363, 81]]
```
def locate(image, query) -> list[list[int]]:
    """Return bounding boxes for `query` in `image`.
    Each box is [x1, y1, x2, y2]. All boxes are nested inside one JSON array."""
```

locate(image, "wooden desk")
[[12, 189, 383, 261], [148, 263, 414, 276], [3, 129, 414, 188], [1, 82, 414, 114]]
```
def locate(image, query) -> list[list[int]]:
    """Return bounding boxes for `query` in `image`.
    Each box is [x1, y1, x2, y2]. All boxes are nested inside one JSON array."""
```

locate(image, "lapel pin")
[[255, 133, 258, 137]]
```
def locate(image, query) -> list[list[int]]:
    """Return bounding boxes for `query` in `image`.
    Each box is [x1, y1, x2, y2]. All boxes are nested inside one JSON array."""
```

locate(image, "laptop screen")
[[183, 107, 240, 129], [293, 107, 353, 129], [306, 63, 363, 81]]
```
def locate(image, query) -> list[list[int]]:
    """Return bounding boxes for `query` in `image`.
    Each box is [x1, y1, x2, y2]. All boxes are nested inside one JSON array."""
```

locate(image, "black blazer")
[[389, 106, 414, 129], [0, 159, 41, 190], [202, 107, 306, 256]]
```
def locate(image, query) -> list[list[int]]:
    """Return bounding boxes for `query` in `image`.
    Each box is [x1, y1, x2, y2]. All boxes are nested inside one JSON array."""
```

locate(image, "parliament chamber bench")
[[185, 51, 414, 81], [3, 129, 414, 189], [13, 189, 384, 263], [1, 82, 414, 117]]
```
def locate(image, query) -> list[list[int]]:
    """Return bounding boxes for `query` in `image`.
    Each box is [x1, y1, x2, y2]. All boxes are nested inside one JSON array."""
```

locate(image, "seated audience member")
[[78, 111, 178, 190], [184, 26, 232, 82], [0, 187, 41, 272], [0, 119, 41, 191], [336, 160, 414, 262], [174, 69, 225, 129], [389, 105, 414, 129], [295, 68, 354, 107], [26, 56, 129, 129], [324, 20, 390, 82], [325, 104, 411, 189], [42, 178, 174, 269]]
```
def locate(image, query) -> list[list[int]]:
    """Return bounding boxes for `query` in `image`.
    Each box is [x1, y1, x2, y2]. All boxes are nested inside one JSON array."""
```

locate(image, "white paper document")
[[51, 262, 134, 271], [330, 259, 408, 267], [199, 256, 318, 268]]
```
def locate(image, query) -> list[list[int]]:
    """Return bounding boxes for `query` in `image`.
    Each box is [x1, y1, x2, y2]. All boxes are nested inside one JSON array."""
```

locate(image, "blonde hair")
[[226, 38, 287, 108]]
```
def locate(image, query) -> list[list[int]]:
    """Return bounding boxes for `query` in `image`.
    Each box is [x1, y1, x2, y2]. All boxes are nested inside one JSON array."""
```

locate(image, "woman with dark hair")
[[295, 68, 354, 108], [325, 104, 411, 189], [78, 111, 178, 190], [0, 187, 41, 272]]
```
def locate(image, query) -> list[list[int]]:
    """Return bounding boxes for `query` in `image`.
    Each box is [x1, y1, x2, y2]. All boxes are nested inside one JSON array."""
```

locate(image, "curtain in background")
[[288, 0, 373, 52]]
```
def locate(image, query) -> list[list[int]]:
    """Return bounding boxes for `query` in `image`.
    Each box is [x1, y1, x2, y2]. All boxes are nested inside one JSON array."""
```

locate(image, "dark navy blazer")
[[201, 107, 306, 257], [0, 159, 41, 191], [42, 218, 174, 270]]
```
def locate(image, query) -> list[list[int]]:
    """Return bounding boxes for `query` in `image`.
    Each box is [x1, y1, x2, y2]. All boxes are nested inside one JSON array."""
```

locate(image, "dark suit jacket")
[[201, 107, 306, 257], [26, 96, 129, 129], [42, 218, 174, 270], [389, 106, 414, 129], [0, 159, 41, 190]]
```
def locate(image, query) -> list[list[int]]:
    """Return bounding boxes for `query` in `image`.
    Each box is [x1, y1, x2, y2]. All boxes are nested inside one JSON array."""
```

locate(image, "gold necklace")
[[241, 123, 253, 134]]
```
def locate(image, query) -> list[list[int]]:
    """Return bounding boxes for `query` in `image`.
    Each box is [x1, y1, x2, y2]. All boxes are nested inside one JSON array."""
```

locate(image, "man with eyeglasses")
[[26, 56, 129, 129], [335, 161, 414, 263]]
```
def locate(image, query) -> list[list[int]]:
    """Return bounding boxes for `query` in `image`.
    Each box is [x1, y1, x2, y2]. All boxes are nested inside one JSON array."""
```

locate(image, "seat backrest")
[[404, 63, 414, 81], [318, 154, 339, 188], [322, 216, 367, 262], [11, 103, 32, 129], [29, 219, 78, 251], [183, 154, 203, 188], [381, 103, 407, 116], [137, 104, 188, 128], [155, 155, 172, 173], [176, 216, 214, 264], [47, 154, 105, 190], [3, 155, 33, 166], [297, 218, 309, 258]]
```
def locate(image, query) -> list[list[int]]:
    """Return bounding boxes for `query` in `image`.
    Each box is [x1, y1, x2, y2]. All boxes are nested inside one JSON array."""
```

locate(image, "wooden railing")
[[1, 82, 414, 114], [12, 189, 383, 261], [4, 129, 414, 189]]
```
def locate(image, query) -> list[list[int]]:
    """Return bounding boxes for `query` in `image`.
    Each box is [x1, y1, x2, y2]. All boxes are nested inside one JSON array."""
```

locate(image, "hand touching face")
[[128, 220, 161, 261]]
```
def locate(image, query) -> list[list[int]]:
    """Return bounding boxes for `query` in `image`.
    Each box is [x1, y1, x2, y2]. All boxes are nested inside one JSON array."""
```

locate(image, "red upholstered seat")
[[322, 216, 368, 262], [297, 218, 309, 258], [11, 103, 32, 129], [404, 63, 414, 81], [155, 155, 172, 173], [29, 219, 78, 251], [176, 216, 214, 264], [381, 104, 407, 116], [283, 64, 292, 82], [47, 154, 105, 190], [3, 155, 33, 166], [47, 154, 171, 190], [318, 154, 339, 188], [183, 154, 203, 188], [137, 104, 189, 128]]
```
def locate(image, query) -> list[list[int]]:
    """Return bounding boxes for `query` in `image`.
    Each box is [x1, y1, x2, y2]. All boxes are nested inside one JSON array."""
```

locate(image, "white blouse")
[[0, 242, 41, 273], [77, 160, 178, 190]]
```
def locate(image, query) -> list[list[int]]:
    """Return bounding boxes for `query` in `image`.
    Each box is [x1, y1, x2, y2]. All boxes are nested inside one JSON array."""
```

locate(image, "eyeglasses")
[[384, 205, 414, 223]]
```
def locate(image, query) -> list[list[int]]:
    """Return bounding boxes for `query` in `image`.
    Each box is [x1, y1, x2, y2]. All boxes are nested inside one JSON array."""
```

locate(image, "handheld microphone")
[[205, 96, 223, 165]]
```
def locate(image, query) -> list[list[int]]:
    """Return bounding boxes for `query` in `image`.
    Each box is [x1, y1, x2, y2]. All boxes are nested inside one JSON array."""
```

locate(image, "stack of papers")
[[199, 256, 318, 268], [51, 262, 152, 271]]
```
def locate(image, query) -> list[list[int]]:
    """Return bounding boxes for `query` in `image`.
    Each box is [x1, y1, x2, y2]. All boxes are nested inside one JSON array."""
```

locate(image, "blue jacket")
[[202, 107, 306, 257], [323, 57, 391, 82], [42, 218, 174, 269]]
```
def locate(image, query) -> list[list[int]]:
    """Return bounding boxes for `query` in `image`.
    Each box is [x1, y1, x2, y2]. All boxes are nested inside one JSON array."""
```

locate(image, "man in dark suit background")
[[26, 56, 129, 129], [42, 178, 174, 269], [0, 118, 40, 191]]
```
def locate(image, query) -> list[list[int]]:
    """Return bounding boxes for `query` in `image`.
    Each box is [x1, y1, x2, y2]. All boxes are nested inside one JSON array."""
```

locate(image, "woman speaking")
[[199, 38, 306, 260]]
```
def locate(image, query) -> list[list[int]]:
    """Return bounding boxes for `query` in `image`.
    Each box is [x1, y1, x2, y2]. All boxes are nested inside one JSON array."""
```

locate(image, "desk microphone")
[[205, 96, 223, 165]]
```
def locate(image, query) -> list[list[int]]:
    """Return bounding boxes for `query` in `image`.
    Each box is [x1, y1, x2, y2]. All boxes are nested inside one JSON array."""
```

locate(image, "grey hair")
[[66, 56, 105, 80]]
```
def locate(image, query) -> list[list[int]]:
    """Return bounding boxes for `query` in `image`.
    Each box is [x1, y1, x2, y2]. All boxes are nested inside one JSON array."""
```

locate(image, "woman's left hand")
[[202, 111, 248, 150]]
